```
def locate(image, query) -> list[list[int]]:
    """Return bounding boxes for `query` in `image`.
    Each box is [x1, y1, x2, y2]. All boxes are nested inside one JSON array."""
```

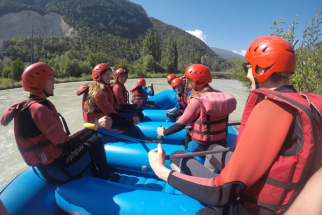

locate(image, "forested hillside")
[[0, 0, 229, 88]]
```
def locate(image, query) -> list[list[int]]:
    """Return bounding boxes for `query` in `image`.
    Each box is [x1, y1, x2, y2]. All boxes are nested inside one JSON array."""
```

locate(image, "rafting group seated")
[[1, 35, 322, 215]]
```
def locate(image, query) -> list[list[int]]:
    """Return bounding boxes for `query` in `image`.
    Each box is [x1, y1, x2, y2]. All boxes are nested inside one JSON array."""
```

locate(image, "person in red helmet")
[[130, 78, 160, 109], [0, 62, 112, 184], [112, 68, 144, 119], [76, 63, 140, 137], [165, 78, 188, 121], [166, 74, 177, 85], [158, 64, 237, 152], [149, 36, 322, 215]]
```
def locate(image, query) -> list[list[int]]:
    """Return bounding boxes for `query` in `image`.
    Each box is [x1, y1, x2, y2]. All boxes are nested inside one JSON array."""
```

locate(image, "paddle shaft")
[[83, 123, 159, 143], [96, 127, 162, 143], [165, 147, 234, 160]]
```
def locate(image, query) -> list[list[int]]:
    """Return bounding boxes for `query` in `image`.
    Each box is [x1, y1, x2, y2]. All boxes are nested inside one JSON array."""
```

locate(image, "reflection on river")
[[0, 78, 250, 186]]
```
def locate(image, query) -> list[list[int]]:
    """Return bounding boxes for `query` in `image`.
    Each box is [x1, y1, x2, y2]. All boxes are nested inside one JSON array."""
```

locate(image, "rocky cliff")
[[0, 10, 77, 40]]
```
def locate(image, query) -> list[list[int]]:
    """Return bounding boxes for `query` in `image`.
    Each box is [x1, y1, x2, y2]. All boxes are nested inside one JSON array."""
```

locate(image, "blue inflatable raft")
[[0, 94, 239, 214], [142, 90, 178, 122]]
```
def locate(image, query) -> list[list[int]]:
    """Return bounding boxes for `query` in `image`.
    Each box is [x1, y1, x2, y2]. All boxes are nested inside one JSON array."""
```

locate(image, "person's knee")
[[170, 150, 187, 172], [85, 136, 104, 152], [207, 144, 221, 151]]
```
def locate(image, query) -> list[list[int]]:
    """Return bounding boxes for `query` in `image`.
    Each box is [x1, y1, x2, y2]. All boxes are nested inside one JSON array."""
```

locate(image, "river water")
[[0, 78, 250, 186]]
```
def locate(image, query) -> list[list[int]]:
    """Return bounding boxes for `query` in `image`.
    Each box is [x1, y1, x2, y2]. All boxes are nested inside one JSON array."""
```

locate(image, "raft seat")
[[110, 170, 183, 195], [56, 175, 203, 215]]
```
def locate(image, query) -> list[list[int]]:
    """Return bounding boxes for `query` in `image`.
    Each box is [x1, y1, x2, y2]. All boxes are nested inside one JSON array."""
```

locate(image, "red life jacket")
[[76, 84, 114, 123], [130, 85, 148, 103], [190, 92, 237, 145], [113, 82, 129, 110], [0, 98, 67, 166], [177, 93, 187, 109], [237, 88, 322, 212]]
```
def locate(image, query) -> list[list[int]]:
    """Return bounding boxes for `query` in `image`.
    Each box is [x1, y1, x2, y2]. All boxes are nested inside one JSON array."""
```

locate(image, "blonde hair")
[[186, 78, 220, 103], [84, 81, 108, 113]]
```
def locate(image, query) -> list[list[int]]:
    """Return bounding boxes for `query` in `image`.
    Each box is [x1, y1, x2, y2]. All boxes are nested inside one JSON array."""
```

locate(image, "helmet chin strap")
[[254, 77, 260, 89], [101, 81, 109, 85], [43, 90, 53, 97]]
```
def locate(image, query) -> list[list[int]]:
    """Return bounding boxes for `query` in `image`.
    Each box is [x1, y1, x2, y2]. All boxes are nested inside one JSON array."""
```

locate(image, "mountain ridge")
[[210, 47, 245, 61], [0, 0, 229, 74]]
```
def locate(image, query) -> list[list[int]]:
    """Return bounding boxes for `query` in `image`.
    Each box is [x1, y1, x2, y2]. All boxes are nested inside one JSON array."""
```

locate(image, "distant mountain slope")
[[0, 0, 228, 71], [210, 47, 245, 61], [151, 18, 226, 70]]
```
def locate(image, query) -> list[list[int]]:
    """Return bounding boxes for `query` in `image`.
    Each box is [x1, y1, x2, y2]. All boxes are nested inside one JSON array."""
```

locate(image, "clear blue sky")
[[130, 0, 322, 56]]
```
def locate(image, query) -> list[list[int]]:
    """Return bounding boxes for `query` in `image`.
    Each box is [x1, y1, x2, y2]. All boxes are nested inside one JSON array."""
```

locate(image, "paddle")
[[165, 147, 235, 160], [83, 123, 161, 143], [228, 122, 241, 126]]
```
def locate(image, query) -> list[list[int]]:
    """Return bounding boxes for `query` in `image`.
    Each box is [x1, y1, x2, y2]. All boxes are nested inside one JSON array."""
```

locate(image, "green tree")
[[231, 59, 250, 86], [2, 57, 12, 67], [165, 37, 178, 73], [86, 52, 97, 68], [195, 51, 201, 64], [142, 29, 161, 63], [271, 11, 322, 94], [1, 67, 11, 78], [0, 60, 4, 76], [9, 57, 24, 81]]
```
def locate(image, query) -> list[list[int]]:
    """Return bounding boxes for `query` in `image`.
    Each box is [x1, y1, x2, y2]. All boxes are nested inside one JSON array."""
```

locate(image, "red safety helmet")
[[171, 78, 185, 88], [21, 62, 54, 94], [167, 74, 177, 84], [184, 64, 212, 90], [137, 78, 146, 86], [114, 68, 128, 81], [245, 35, 296, 82], [92, 63, 111, 82]]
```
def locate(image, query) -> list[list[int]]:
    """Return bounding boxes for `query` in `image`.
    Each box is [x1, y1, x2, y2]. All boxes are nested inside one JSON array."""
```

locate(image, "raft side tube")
[[146, 90, 178, 110], [103, 141, 185, 175], [0, 168, 66, 215], [136, 121, 185, 143]]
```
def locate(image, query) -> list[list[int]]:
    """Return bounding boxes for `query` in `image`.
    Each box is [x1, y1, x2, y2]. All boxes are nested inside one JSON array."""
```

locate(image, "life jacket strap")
[[58, 113, 70, 136], [264, 176, 305, 190], [82, 109, 103, 114], [19, 140, 52, 153], [242, 195, 290, 210], [195, 117, 228, 125], [191, 128, 227, 135], [132, 95, 148, 98]]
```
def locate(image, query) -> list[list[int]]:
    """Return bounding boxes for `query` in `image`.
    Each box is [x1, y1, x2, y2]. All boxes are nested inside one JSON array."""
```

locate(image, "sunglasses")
[[242, 62, 251, 73]]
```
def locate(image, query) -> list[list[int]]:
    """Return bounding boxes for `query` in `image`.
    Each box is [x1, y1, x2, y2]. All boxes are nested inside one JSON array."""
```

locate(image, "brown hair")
[[186, 78, 220, 103]]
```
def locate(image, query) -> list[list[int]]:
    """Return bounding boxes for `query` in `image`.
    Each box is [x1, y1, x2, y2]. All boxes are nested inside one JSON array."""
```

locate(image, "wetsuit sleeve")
[[167, 99, 293, 207], [142, 86, 154, 96], [30, 104, 96, 153], [163, 123, 186, 136], [177, 101, 181, 109], [170, 106, 178, 113], [119, 103, 138, 110], [109, 113, 134, 127], [163, 99, 200, 136], [113, 84, 126, 105], [95, 90, 117, 116]]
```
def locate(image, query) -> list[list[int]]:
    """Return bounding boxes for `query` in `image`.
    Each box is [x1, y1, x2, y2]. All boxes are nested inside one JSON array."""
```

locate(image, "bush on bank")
[[231, 11, 322, 94]]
